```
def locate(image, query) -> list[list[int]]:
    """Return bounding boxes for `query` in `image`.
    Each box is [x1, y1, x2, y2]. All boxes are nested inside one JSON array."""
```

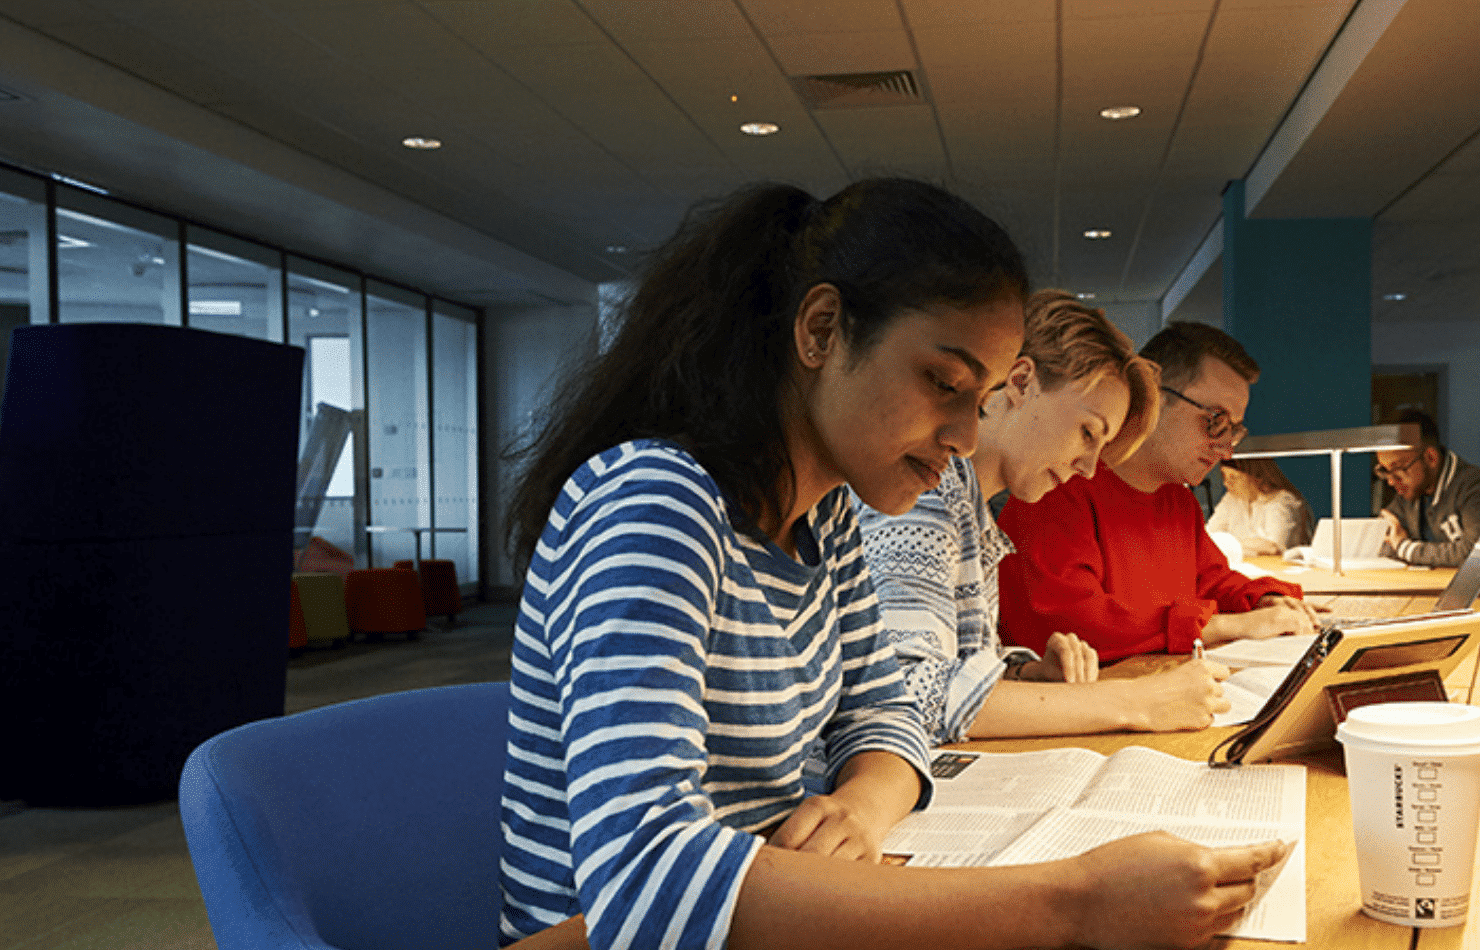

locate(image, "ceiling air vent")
[[792, 70, 923, 110]]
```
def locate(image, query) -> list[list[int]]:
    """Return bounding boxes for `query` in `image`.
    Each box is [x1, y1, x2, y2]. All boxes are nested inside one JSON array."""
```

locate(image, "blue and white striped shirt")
[[500, 440, 932, 949]]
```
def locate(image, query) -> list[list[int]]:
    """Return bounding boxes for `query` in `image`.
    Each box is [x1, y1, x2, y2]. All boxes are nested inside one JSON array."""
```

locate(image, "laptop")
[[1284, 517, 1407, 571], [1210, 544, 1480, 766]]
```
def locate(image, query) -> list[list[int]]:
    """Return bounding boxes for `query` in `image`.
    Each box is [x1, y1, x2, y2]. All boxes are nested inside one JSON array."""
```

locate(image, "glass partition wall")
[[432, 302, 478, 585], [0, 163, 482, 590], [365, 281, 431, 568], [0, 167, 48, 397]]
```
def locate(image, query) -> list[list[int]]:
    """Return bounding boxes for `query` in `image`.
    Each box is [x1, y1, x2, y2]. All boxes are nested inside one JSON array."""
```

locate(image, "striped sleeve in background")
[[500, 440, 931, 949]]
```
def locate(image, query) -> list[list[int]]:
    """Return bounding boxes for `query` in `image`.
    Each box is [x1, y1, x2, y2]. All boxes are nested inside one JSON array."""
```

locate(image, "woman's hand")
[[768, 751, 920, 863], [767, 792, 889, 862], [1127, 658, 1231, 732], [1063, 833, 1293, 950], [1018, 632, 1099, 683], [1202, 599, 1317, 644]]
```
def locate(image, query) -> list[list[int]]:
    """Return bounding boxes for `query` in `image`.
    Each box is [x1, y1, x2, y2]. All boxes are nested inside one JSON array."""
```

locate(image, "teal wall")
[[1222, 179, 1373, 519]]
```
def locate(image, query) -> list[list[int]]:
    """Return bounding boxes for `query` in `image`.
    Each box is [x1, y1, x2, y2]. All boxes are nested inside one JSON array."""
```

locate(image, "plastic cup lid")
[[1337, 702, 1480, 752]]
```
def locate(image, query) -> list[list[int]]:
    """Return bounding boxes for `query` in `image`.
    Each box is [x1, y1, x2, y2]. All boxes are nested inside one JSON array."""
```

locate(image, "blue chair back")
[[179, 683, 509, 950]]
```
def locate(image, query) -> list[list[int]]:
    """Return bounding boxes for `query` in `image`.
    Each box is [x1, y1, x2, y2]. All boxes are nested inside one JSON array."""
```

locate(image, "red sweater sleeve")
[[1192, 518, 1304, 609], [997, 468, 1302, 662]]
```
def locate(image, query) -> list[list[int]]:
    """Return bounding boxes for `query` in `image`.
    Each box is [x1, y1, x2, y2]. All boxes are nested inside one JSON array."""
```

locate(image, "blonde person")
[[1207, 457, 1313, 555], [499, 182, 1287, 950], [856, 290, 1230, 740]]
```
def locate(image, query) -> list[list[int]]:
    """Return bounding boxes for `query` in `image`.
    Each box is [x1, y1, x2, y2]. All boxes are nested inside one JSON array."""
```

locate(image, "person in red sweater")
[[997, 321, 1321, 662]]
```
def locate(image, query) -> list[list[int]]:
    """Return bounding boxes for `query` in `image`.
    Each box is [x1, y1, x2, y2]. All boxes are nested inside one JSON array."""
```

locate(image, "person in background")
[[1206, 457, 1313, 556], [499, 180, 1288, 950], [857, 290, 1230, 741], [997, 321, 1321, 664], [1376, 408, 1480, 567]]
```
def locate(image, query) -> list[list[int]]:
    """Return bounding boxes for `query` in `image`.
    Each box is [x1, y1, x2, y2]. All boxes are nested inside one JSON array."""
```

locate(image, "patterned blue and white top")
[[854, 456, 1037, 744], [500, 440, 933, 949]]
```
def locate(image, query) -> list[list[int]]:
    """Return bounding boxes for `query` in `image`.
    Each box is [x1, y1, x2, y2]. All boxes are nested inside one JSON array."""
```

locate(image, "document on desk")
[[1203, 636, 1315, 728], [884, 746, 1306, 942]]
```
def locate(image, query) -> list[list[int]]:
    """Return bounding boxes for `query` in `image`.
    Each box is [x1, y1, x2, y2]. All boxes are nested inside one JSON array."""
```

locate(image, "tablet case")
[[1209, 610, 1480, 766]]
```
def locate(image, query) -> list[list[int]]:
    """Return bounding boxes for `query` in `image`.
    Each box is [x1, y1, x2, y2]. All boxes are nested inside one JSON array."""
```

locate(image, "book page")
[[924, 747, 1106, 811], [881, 809, 1045, 867], [881, 748, 1107, 865], [989, 810, 1306, 943], [1076, 746, 1304, 824]]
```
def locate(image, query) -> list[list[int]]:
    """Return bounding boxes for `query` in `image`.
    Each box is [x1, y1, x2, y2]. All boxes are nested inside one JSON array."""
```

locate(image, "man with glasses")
[[1374, 409, 1480, 567], [997, 322, 1320, 666]]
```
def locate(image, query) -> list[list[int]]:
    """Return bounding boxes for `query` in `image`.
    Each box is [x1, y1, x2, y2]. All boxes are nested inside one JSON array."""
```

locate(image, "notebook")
[[1209, 545, 1480, 766]]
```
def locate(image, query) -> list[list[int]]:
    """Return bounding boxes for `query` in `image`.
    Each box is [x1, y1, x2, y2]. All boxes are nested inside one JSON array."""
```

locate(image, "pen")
[[1193, 637, 1204, 660]]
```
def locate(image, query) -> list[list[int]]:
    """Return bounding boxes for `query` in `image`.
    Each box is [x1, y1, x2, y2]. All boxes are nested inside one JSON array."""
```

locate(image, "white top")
[[1206, 489, 1311, 553]]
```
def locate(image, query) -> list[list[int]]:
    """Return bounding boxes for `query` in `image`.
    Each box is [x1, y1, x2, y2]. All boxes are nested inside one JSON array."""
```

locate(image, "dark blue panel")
[[0, 324, 303, 804]]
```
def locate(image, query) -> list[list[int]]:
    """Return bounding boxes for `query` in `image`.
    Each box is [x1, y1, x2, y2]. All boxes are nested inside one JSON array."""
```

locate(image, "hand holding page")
[[882, 746, 1306, 942]]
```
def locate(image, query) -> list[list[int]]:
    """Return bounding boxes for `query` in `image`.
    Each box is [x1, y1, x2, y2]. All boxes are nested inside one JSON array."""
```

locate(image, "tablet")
[[1209, 610, 1480, 766]]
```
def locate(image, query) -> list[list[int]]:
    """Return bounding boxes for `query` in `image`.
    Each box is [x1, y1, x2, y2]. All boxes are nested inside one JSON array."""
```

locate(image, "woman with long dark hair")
[[501, 179, 1287, 950]]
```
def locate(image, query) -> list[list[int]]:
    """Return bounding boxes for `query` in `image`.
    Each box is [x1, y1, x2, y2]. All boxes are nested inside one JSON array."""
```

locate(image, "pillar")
[[1222, 179, 1373, 519]]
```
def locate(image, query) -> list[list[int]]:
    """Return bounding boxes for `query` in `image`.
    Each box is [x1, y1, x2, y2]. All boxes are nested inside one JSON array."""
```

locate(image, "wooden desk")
[[1247, 556, 1457, 595]]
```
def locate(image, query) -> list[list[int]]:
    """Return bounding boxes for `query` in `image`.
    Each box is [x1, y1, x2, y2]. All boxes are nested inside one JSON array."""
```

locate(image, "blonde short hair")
[[1022, 289, 1161, 466]]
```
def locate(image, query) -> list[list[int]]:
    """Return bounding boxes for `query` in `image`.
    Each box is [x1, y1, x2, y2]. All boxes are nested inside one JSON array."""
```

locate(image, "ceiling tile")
[[902, 0, 1054, 28], [741, 0, 901, 35], [912, 20, 1054, 70], [765, 30, 916, 77], [582, 0, 754, 42], [0, 0, 109, 27], [419, 0, 610, 48], [812, 105, 945, 178]]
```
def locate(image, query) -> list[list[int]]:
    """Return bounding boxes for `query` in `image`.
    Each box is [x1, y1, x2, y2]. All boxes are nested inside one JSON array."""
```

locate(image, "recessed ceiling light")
[[401, 136, 442, 150], [605, 245, 628, 254], [740, 122, 780, 136], [1383, 292, 1408, 301], [1083, 229, 1113, 240], [1099, 106, 1142, 120], [1076, 292, 1097, 300]]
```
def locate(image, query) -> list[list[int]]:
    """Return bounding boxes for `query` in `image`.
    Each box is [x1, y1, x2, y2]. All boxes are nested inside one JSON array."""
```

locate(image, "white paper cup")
[[1336, 702, 1480, 927]]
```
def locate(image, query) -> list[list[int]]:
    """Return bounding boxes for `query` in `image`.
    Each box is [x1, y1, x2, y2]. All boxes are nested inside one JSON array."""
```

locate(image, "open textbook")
[[882, 745, 1306, 942]]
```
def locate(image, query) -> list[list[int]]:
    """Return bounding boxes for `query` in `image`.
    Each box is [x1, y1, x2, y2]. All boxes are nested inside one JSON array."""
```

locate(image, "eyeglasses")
[[1160, 386, 1248, 447], [1374, 454, 1423, 480]]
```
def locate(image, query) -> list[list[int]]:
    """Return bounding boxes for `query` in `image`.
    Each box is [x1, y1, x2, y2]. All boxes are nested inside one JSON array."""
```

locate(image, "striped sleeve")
[[814, 492, 934, 803], [504, 447, 761, 950]]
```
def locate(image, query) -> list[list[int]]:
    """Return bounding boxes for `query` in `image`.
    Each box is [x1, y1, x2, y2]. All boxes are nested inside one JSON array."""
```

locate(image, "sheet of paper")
[[1205, 634, 1316, 667], [1214, 665, 1295, 727]]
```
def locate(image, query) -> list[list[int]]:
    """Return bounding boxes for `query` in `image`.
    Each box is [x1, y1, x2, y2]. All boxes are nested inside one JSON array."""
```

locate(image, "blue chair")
[[179, 683, 520, 950]]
